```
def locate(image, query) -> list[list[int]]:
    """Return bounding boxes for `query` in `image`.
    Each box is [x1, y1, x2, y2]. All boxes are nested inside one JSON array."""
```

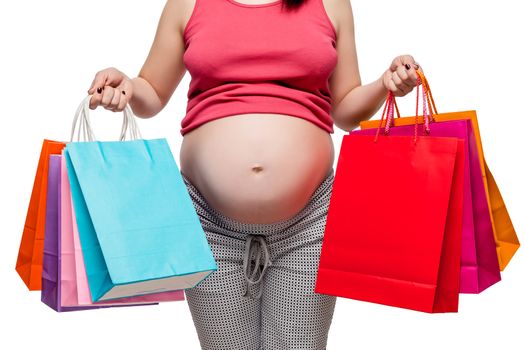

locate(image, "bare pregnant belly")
[[179, 113, 335, 224]]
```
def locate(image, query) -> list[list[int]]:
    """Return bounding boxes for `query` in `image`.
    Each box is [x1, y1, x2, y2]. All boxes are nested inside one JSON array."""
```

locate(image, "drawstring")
[[242, 234, 272, 299]]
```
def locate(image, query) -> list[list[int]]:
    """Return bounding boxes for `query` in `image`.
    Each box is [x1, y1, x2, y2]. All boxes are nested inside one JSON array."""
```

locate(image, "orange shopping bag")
[[359, 71, 519, 271], [16, 139, 66, 290]]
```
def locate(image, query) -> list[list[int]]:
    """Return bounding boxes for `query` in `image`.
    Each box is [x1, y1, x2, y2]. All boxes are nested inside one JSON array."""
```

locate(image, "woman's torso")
[[179, 0, 337, 224]]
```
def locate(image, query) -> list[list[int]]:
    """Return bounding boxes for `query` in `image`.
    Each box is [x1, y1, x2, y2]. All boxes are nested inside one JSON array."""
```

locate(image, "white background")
[[1, 0, 522, 349]]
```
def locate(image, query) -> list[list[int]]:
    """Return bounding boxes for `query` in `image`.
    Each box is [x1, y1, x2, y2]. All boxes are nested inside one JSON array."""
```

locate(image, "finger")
[[389, 56, 403, 71], [392, 72, 409, 95], [88, 70, 110, 95], [88, 86, 104, 110], [395, 65, 413, 86], [405, 66, 419, 86], [399, 54, 416, 67], [387, 78, 398, 94], [400, 56, 418, 76], [116, 91, 128, 112], [391, 71, 403, 88], [104, 68, 125, 88], [389, 54, 414, 71], [109, 87, 122, 111], [397, 84, 407, 96], [88, 71, 103, 94], [400, 82, 411, 95], [88, 68, 124, 95], [101, 86, 116, 109]]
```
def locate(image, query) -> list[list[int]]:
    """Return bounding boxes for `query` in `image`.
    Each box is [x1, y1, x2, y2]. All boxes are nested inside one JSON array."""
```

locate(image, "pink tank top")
[[181, 0, 337, 136]]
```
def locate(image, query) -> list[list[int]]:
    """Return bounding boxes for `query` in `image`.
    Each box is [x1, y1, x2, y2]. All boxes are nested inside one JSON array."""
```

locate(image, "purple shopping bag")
[[41, 155, 97, 311], [352, 119, 501, 293], [41, 155, 157, 312]]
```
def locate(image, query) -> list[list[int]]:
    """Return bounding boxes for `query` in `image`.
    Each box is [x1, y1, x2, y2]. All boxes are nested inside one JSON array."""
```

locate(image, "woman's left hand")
[[381, 55, 422, 97]]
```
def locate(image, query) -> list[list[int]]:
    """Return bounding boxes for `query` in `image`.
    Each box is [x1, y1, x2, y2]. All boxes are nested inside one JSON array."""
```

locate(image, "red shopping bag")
[[16, 139, 66, 290], [360, 71, 519, 271], [315, 84, 465, 313]]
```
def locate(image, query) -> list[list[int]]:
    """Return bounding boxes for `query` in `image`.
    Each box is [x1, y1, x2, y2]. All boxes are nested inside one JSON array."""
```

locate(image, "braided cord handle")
[[389, 69, 439, 123], [373, 70, 431, 143]]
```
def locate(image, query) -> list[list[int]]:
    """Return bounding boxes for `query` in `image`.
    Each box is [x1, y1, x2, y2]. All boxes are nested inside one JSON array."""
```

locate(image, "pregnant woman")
[[87, 0, 421, 348]]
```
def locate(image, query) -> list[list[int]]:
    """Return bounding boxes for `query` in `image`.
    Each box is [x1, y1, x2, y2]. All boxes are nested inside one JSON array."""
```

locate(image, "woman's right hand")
[[87, 67, 134, 112]]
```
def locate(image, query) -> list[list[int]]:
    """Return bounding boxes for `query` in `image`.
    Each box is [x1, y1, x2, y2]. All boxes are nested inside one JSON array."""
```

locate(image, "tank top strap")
[[311, 0, 337, 40]]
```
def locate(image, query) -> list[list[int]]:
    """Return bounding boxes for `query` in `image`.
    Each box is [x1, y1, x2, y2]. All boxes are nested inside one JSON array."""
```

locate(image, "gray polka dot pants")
[[182, 168, 337, 350]]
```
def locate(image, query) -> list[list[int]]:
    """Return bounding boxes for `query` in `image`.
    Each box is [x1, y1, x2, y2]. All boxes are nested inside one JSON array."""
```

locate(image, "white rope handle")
[[70, 94, 143, 142]]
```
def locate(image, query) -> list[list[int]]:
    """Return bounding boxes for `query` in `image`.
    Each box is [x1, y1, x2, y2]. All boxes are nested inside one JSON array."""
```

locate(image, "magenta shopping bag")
[[352, 119, 501, 293]]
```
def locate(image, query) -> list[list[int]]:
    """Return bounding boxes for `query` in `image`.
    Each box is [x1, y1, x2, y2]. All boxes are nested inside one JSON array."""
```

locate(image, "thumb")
[[87, 68, 124, 94], [389, 56, 404, 72]]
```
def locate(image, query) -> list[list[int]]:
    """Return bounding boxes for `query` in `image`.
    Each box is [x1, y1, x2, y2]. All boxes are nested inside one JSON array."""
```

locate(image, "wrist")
[[378, 70, 389, 97]]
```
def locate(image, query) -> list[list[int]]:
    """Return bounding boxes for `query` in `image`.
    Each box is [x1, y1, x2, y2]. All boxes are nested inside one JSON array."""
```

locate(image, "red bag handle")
[[390, 69, 439, 123], [373, 69, 435, 143]]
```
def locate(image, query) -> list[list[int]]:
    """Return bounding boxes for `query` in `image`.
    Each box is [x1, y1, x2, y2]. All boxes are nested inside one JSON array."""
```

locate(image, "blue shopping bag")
[[65, 95, 217, 302]]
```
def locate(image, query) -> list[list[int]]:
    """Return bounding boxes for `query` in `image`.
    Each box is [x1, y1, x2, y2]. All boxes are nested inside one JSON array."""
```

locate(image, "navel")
[[251, 165, 264, 174]]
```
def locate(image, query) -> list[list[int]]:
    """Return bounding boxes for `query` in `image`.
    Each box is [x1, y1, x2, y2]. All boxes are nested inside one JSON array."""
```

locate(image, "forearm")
[[332, 73, 389, 132], [128, 76, 164, 119]]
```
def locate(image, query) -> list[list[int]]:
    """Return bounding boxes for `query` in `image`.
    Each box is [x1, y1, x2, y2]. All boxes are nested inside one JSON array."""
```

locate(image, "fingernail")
[[405, 64, 411, 70], [97, 87, 102, 94]]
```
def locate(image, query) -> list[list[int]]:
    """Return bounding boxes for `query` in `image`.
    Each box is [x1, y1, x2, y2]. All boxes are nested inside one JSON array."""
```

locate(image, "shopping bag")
[[353, 118, 500, 293], [485, 164, 518, 270], [315, 82, 465, 313], [41, 154, 106, 311], [43, 154, 153, 312], [60, 154, 185, 306], [65, 95, 217, 302], [60, 151, 84, 306], [16, 139, 66, 290], [360, 72, 519, 271]]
